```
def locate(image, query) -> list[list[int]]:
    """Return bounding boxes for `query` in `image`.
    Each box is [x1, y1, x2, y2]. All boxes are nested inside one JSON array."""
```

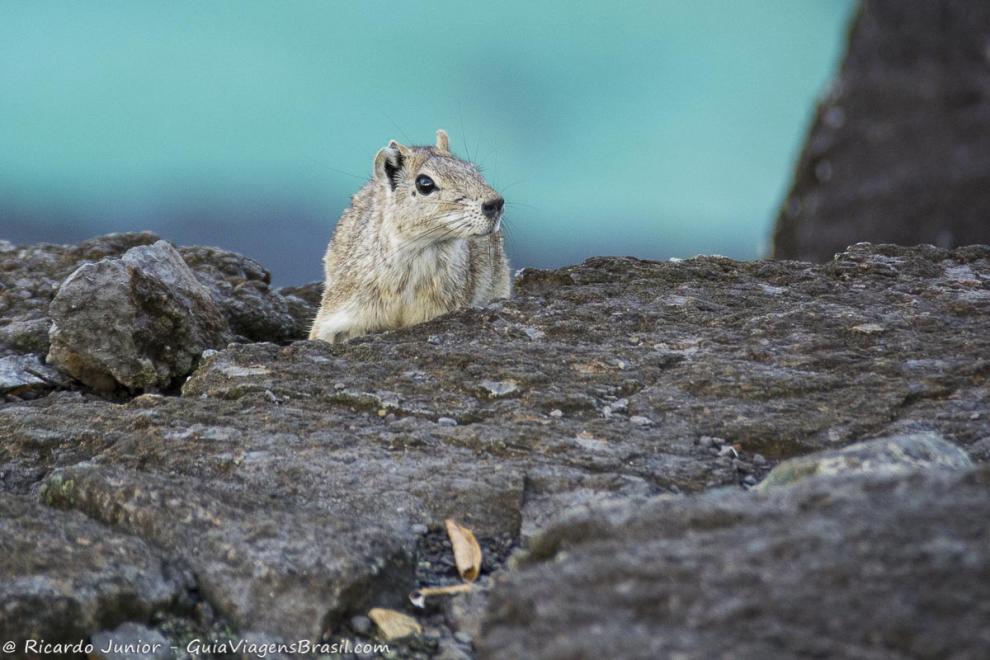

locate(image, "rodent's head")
[[372, 129, 504, 242]]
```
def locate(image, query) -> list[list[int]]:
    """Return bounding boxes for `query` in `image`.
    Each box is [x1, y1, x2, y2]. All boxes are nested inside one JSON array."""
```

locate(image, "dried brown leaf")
[[367, 607, 422, 641], [444, 518, 483, 582]]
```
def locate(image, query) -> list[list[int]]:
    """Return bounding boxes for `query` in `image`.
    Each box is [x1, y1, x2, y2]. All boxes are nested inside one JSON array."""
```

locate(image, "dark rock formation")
[[47, 241, 232, 392], [480, 466, 990, 660], [0, 232, 161, 359], [756, 430, 973, 490], [773, 1, 990, 261], [179, 245, 306, 342], [1, 236, 989, 656], [0, 494, 193, 650], [0, 354, 69, 397], [1, 232, 316, 394]]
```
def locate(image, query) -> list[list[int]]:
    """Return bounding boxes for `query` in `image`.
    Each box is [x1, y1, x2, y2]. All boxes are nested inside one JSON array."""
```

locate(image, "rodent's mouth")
[[476, 218, 501, 236]]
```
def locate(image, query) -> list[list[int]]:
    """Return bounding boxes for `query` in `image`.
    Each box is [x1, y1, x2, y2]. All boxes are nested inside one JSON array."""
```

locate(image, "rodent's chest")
[[380, 244, 469, 325]]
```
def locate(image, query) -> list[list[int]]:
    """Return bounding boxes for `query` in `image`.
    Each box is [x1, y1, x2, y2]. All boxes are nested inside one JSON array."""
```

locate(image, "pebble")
[[411, 523, 429, 535], [743, 475, 758, 486], [753, 453, 767, 466], [699, 435, 724, 448], [438, 417, 458, 427], [549, 409, 563, 418], [454, 631, 474, 644], [521, 325, 546, 340], [350, 615, 373, 635], [630, 415, 653, 426], [480, 379, 519, 397]]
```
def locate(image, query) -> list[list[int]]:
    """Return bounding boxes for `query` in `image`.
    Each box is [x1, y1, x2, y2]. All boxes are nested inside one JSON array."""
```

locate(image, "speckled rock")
[[0, 494, 192, 652], [480, 467, 990, 660], [178, 245, 304, 342], [1, 240, 988, 653], [0, 353, 70, 398], [0, 232, 316, 372], [89, 623, 171, 660], [757, 430, 973, 490], [0, 232, 161, 359], [41, 465, 415, 641], [47, 241, 232, 392]]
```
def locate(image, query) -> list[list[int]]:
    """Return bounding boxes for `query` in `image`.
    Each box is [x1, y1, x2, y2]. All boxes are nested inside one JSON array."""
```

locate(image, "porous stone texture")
[[480, 467, 990, 660], [0, 232, 161, 359], [0, 232, 314, 379], [756, 430, 974, 490], [47, 241, 233, 392], [1, 238, 989, 655], [0, 494, 192, 651], [89, 623, 171, 660], [178, 245, 305, 342], [0, 353, 70, 397], [773, 0, 990, 260]]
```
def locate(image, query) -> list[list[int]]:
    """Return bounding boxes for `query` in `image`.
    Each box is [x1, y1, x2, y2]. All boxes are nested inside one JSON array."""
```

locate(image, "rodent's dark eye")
[[415, 175, 436, 195]]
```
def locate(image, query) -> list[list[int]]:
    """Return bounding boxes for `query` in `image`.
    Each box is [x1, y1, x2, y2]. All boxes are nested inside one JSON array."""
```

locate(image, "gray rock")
[[0, 353, 70, 396], [0, 232, 314, 372], [89, 623, 171, 660], [757, 431, 974, 490], [480, 467, 990, 660], [47, 241, 232, 392], [1, 242, 988, 647], [349, 615, 373, 635], [41, 465, 416, 641], [0, 232, 161, 360], [773, 1, 990, 260], [277, 281, 322, 338], [0, 494, 190, 651], [179, 245, 306, 342]]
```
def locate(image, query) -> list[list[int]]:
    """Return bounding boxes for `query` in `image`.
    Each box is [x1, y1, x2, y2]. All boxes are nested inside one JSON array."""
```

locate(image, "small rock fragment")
[[757, 431, 973, 491], [350, 615, 373, 635], [851, 323, 885, 335], [480, 379, 519, 398], [47, 241, 232, 392]]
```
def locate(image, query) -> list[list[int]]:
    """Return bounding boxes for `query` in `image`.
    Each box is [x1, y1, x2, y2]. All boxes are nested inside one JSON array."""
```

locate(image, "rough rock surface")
[[773, 0, 990, 260], [0, 232, 312, 358], [757, 430, 973, 490], [0, 232, 162, 359], [480, 467, 990, 660], [47, 241, 232, 392], [0, 493, 192, 650], [0, 232, 315, 395], [1, 238, 989, 655], [179, 245, 306, 342], [0, 353, 70, 397]]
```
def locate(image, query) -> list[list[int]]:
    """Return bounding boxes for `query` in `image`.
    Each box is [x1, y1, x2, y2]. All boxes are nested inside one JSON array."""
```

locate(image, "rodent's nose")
[[482, 197, 505, 220]]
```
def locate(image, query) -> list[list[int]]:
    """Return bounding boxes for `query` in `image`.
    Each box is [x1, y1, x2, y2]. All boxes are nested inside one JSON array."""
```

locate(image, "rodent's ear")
[[373, 140, 409, 190], [435, 129, 450, 153]]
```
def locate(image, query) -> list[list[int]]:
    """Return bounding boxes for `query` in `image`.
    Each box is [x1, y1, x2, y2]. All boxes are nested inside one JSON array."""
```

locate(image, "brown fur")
[[309, 130, 510, 343]]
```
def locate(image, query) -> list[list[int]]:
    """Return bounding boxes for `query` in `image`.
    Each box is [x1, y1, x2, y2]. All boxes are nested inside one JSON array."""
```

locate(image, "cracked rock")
[[47, 241, 232, 392]]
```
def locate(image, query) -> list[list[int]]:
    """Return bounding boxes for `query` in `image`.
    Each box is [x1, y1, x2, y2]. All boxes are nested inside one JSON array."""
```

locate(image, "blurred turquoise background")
[[0, 1, 855, 285]]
